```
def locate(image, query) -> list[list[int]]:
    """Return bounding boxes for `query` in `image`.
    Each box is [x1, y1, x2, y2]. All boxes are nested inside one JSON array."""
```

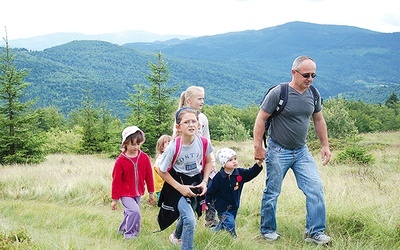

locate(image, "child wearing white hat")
[[206, 147, 263, 237], [111, 126, 155, 239]]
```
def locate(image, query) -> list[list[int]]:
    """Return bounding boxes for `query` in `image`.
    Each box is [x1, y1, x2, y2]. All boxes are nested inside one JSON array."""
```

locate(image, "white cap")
[[216, 148, 237, 167], [121, 126, 145, 145]]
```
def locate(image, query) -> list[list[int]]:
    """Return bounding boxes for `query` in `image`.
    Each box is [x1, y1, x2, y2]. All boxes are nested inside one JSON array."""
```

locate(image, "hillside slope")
[[4, 21, 399, 118]]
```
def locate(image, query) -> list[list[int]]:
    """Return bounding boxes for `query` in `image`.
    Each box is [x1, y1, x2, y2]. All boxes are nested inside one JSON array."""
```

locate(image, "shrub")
[[336, 145, 375, 165], [43, 127, 82, 154], [0, 228, 34, 249]]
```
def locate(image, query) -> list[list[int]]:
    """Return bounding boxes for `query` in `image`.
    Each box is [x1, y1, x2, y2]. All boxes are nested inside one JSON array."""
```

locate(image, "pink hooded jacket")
[[112, 150, 155, 200]]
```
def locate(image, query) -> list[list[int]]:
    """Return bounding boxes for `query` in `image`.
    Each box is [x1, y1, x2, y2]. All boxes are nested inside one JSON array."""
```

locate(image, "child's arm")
[[239, 161, 264, 183], [195, 154, 212, 196], [148, 193, 155, 205], [144, 155, 155, 204], [111, 160, 122, 211]]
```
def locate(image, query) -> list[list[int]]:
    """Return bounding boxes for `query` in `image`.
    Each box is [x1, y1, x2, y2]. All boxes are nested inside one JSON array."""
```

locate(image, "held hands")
[[254, 145, 266, 163]]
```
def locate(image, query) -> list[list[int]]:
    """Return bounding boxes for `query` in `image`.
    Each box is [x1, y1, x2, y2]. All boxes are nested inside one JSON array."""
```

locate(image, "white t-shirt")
[[158, 135, 213, 177]]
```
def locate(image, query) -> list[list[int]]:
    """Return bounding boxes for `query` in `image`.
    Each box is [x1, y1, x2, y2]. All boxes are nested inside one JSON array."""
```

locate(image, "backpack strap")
[[199, 135, 208, 171], [309, 85, 320, 109], [273, 82, 289, 116], [167, 136, 182, 172], [262, 82, 289, 147], [167, 135, 208, 172]]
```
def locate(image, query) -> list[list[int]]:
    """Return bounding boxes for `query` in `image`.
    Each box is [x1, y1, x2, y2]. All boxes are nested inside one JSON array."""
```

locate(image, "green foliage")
[[8, 25, 400, 120], [43, 127, 82, 154], [236, 104, 259, 138], [2, 32, 400, 158], [343, 98, 400, 133], [34, 106, 66, 132], [397, 224, 400, 238], [204, 104, 255, 141], [336, 144, 375, 165], [385, 92, 399, 106], [0, 228, 34, 250], [67, 89, 122, 155], [126, 52, 178, 155], [0, 35, 45, 164], [385, 92, 399, 116], [320, 97, 358, 139], [217, 115, 249, 141], [79, 89, 104, 153]]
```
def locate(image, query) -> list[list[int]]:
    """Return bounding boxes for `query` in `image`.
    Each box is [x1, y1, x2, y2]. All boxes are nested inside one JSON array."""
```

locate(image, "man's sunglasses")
[[295, 70, 316, 79]]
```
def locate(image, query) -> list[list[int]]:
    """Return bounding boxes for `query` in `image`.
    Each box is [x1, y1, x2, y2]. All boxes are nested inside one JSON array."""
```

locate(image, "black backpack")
[[260, 82, 320, 147]]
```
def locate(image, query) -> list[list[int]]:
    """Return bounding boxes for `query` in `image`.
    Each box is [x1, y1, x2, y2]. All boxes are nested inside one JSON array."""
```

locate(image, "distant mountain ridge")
[[5, 21, 400, 119], [10, 31, 192, 51], [123, 21, 399, 101]]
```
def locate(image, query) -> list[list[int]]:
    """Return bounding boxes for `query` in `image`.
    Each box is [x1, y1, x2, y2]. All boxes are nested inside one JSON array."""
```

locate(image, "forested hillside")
[[4, 21, 400, 118]]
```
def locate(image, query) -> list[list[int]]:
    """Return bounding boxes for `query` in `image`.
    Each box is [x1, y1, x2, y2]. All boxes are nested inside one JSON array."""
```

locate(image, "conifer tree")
[[385, 92, 399, 116], [79, 89, 102, 153], [127, 52, 178, 155], [70, 88, 121, 155], [0, 31, 45, 164]]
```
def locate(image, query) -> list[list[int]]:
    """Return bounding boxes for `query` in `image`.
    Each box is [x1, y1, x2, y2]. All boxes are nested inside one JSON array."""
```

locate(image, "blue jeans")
[[213, 212, 237, 237], [174, 196, 197, 250], [260, 138, 326, 236]]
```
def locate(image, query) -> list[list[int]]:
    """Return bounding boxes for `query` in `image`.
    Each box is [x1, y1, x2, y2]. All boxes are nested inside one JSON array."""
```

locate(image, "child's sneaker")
[[304, 233, 331, 244], [169, 233, 182, 245], [261, 231, 281, 241]]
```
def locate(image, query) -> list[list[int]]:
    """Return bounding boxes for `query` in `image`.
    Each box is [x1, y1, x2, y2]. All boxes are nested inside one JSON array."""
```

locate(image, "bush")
[[335, 145, 375, 165], [0, 228, 34, 249], [43, 127, 82, 154]]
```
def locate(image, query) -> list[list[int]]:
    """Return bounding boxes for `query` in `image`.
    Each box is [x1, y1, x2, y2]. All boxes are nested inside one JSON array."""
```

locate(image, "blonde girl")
[[173, 86, 210, 139]]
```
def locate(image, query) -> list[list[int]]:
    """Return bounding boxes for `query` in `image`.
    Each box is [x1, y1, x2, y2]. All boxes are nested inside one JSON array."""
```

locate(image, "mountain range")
[[5, 21, 400, 119], [10, 31, 192, 51]]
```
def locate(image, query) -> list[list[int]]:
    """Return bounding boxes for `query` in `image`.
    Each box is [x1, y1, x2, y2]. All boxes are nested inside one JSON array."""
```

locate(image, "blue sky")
[[2, 0, 400, 40]]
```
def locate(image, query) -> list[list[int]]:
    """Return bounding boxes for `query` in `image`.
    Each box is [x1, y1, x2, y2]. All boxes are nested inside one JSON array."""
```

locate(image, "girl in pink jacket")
[[111, 126, 155, 239]]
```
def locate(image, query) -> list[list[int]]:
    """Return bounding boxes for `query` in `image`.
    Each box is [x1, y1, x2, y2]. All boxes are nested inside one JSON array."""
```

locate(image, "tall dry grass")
[[1, 131, 399, 249]]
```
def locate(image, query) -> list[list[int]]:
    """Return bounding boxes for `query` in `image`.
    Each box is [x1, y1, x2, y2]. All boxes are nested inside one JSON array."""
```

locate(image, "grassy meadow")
[[1, 131, 400, 249]]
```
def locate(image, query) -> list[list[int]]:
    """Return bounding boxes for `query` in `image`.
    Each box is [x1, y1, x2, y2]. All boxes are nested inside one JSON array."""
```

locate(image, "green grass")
[[1, 131, 400, 249]]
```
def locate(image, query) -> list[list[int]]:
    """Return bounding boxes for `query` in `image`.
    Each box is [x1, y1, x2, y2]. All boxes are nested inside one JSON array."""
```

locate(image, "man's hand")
[[321, 146, 332, 165]]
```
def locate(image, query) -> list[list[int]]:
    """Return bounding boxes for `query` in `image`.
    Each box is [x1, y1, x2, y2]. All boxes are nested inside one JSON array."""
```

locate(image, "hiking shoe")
[[169, 233, 182, 245], [261, 232, 281, 241], [305, 233, 331, 244], [205, 220, 218, 228]]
